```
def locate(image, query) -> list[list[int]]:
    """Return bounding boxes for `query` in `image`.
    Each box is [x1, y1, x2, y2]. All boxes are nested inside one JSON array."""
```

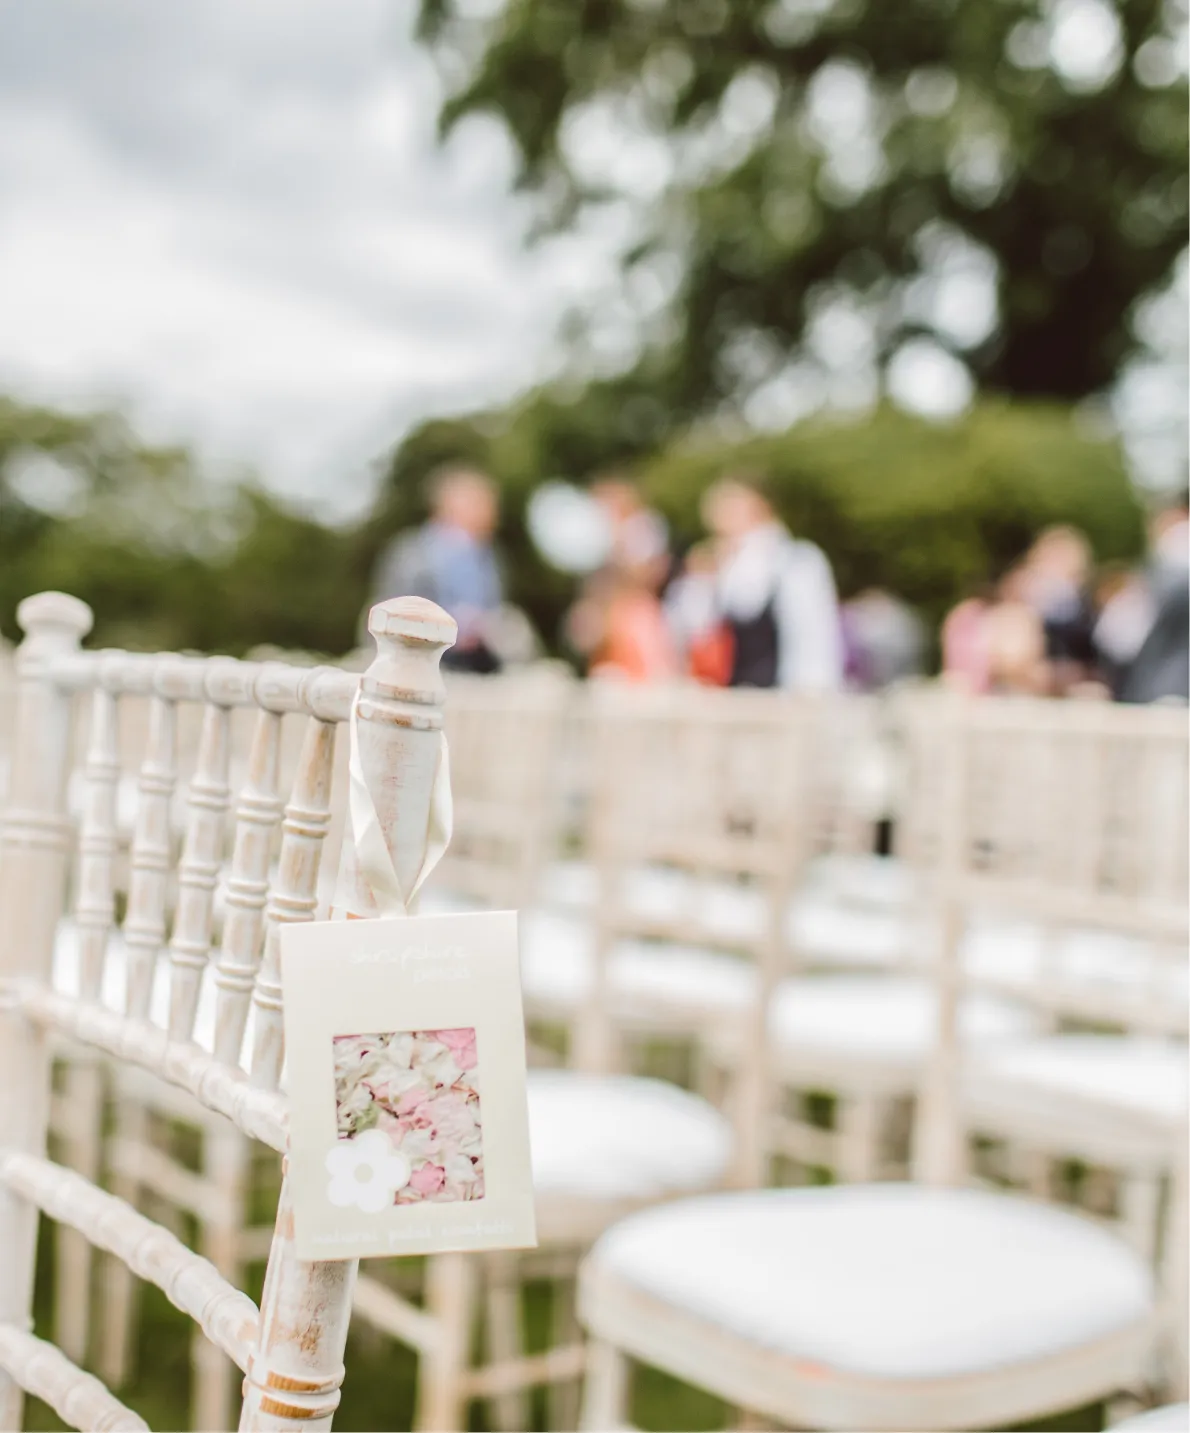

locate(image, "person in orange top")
[[563, 477, 679, 683]]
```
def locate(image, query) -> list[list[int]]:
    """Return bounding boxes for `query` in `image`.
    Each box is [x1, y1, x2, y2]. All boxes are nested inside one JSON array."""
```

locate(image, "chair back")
[[0, 589, 455, 1432], [910, 692, 1190, 1184], [438, 668, 573, 910]]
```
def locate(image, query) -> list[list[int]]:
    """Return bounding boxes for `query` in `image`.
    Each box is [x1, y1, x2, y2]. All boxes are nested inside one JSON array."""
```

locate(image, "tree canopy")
[[416, 0, 1188, 415]]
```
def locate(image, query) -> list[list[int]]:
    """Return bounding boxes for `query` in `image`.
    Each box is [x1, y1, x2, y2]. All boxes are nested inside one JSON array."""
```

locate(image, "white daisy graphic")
[[325, 1128, 412, 1213]]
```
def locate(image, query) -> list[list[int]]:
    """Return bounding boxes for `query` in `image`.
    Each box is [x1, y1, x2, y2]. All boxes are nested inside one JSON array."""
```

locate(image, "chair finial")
[[16, 591, 93, 645], [364, 597, 457, 708]]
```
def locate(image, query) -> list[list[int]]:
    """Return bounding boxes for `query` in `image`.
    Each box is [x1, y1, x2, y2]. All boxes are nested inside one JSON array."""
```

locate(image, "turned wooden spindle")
[[239, 597, 455, 1433], [55, 661, 122, 1365], [0, 591, 92, 1432]]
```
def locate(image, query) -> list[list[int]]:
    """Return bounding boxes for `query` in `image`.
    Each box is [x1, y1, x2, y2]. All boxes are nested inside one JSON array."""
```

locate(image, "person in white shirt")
[[699, 473, 844, 691]]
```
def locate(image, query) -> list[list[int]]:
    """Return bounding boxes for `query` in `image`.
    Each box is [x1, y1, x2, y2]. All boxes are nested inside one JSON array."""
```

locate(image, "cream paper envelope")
[[280, 909, 537, 1261]]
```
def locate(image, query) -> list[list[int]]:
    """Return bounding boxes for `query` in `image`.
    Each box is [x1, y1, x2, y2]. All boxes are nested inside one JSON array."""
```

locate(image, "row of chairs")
[[0, 595, 1185, 1432]]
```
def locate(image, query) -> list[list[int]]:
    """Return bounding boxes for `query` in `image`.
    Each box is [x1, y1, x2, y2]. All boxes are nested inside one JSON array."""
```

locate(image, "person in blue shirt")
[[371, 465, 504, 673]]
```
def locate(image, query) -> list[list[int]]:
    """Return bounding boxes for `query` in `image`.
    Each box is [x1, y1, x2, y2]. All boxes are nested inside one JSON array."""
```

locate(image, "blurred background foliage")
[[0, 0, 1180, 660], [417, 0, 1188, 413], [1, 389, 1142, 659]]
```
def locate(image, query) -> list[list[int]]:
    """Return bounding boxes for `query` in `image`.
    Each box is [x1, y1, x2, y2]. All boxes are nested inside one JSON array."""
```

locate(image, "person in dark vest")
[[699, 472, 843, 691]]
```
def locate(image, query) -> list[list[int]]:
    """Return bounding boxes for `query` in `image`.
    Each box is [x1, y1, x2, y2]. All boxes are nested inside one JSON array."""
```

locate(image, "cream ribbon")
[[344, 690, 453, 917]]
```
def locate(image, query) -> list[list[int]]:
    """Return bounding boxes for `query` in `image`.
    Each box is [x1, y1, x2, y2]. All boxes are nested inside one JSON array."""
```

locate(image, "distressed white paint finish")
[[1, 593, 458, 1432], [240, 597, 456, 1433], [169, 680, 233, 1039], [18, 984, 289, 1153], [122, 686, 178, 1021], [249, 697, 340, 1092], [0, 1325, 147, 1433], [214, 704, 284, 1067], [0, 592, 92, 1433], [55, 673, 122, 1364], [0, 1150, 259, 1370]]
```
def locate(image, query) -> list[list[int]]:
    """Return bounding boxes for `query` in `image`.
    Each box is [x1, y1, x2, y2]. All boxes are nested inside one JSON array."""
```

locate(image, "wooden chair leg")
[[415, 1252, 477, 1433], [97, 1094, 149, 1388], [1162, 1158, 1188, 1400], [191, 1120, 250, 1433], [53, 1056, 104, 1365], [837, 1093, 882, 1184], [579, 1338, 629, 1433], [1120, 1172, 1164, 1265], [546, 1276, 584, 1433], [482, 1254, 528, 1432]]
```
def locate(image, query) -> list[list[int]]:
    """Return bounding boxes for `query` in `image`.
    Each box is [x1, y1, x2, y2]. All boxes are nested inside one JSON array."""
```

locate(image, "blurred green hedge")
[[1, 392, 1145, 660], [378, 393, 1146, 649]]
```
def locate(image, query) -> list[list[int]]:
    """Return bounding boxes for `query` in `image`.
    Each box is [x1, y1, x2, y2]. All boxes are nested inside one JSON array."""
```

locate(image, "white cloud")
[[0, 0, 614, 520]]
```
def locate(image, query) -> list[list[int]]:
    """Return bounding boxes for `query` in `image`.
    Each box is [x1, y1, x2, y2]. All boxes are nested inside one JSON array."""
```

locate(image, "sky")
[[0, 1, 1184, 525], [0, 0, 617, 521]]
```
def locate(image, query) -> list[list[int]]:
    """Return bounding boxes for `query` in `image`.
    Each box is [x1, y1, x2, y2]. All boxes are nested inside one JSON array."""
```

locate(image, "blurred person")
[[665, 540, 732, 685], [942, 570, 1048, 696], [986, 564, 1048, 695], [1019, 525, 1097, 694], [699, 473, 843, 691], [941, 584, 994, 694], [1115, 492, 1190, 704], [1091, 565, 1151, 694], [370, 465, 504, 673], [572, 568, 680, 683], [564, 476, 678, 683], [842, 588, 926, 691], [590, 474, 671, 586]]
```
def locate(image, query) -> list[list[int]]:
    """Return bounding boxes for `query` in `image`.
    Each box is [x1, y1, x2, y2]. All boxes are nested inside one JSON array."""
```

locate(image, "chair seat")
[[528, 1070, 732, 1244], [526, 1071, 732, 1203], [803, 852, 915, 910], [1112, 1404, 1190, 1430], [973, 1035, 1188, 1124], [758, 976, 1035, 1091], [517, 905, 909, 1028], [580, 1185, 1155, 1427], [964, 1034, 1188, 1165], [965, 922, 1189, 1012], [519, 911, 756, 1025], [540, 854, 916, 916]]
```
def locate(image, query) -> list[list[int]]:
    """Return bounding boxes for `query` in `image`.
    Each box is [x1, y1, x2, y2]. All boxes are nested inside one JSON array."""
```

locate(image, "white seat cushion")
[[519, 910, 756, 1021], [964, 922, 1188, 1008], [538, 862, 913, 971], [527, 1071, 732, 1201], [1112, 1404, 1190, 1431], [971, 1034, 1188, 1126], [767, 975, 1033, 1072], [803, 853, 915, 909], [589, 1184, 1154, 1378], [787, 898, 913, 970]]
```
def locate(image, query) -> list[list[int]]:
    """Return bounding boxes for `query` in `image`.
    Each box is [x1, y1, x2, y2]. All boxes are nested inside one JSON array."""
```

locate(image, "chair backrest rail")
[[0, 1150, 258, 1370], [13, 984, 288, 1152], [43, 650, 361, 721], [0, 1324, 148, 1433]]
